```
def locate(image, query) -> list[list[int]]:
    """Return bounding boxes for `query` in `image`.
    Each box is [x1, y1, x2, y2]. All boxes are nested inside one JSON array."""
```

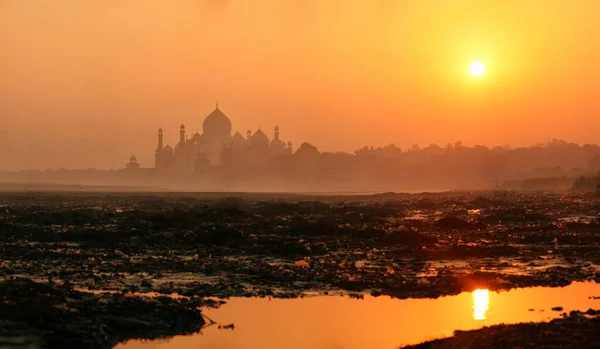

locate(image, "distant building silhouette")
[[153, 103, 292, 173], [126, 155, 140, 169]]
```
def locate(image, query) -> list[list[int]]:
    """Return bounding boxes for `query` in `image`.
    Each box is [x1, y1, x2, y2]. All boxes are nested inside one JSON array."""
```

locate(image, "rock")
[[383, 228, 437, 244], [0, 337, 39, 349], [436, 216, 473, 229], [294, 260, 310, 269]]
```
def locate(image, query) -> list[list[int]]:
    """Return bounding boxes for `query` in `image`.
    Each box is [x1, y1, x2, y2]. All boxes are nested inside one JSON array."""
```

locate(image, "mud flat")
[[1, 190, 599, 347], [0, 278, 207, 349], [403, 309, 600, 349]]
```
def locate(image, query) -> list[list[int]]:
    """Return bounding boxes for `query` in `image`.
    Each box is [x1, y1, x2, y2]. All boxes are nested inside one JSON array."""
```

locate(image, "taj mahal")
[[152, 103, 293, 173]]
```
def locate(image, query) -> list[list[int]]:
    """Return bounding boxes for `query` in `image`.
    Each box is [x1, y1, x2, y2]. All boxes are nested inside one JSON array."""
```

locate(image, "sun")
[[469, 61, 485, 77]]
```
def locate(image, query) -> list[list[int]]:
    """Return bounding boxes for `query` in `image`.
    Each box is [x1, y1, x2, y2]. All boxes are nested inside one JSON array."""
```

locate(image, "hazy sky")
[[1, 0, 599, 170]]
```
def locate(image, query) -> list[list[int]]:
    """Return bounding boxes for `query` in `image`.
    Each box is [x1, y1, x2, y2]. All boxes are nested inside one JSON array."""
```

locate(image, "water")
[[115, 282, 600, 349]]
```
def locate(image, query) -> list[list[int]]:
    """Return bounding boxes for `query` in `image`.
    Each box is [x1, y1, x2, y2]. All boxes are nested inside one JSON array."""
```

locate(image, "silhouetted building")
[[126, 155, 140, 169], [153, 103, 292, 173]]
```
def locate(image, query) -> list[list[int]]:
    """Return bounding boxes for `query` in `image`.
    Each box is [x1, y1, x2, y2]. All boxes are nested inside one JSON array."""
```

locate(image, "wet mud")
[[1, 191, 600, 347], [403, 309, 600, 349], [0, 278, 206, 349]]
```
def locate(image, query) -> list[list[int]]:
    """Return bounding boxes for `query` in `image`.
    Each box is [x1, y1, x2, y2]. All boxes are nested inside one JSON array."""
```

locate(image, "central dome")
[[202, 105, 232, 141]]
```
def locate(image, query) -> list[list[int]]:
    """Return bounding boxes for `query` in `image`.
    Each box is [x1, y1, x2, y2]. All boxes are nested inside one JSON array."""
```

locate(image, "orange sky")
[[1, 0, 599, 170]]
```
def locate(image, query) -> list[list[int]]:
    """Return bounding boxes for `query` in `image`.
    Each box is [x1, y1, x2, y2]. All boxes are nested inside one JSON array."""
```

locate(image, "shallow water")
[[115, 282, 600, 349]]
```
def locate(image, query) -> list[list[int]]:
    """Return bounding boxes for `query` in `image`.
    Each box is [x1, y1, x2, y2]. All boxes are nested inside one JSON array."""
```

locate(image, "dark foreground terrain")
[[404, 309, 600, 349], [0, 278, 208, 349], [1, 190, 600, 347]]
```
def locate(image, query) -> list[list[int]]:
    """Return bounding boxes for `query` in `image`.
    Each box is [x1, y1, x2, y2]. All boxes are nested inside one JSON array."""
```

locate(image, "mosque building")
[[153, 103, 292, 172]]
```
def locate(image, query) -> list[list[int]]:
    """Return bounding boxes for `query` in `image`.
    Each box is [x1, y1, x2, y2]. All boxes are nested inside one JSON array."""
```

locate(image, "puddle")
[[418, 257, 598, 277], [405, 211, 428, 221], [558, 215, 598, 224], [404, 210, 444, 221], [74, 288, 189, 300], [114, 282, 600, 349]]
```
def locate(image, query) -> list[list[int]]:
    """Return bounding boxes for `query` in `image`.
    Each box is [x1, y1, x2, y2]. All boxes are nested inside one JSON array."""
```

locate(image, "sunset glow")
[[470, 61, 485, 77], [1, 1, 599, 170], [2, 2, 600, 345], [472, 289, 490, 320]]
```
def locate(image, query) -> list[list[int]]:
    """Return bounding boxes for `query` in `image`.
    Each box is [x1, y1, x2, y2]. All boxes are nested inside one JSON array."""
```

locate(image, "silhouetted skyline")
[[1, 1, 599, 170]]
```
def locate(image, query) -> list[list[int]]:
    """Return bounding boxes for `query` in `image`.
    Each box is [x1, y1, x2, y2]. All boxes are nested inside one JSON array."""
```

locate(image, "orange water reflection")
[[472, 289, 490, 320], [115, 282, 600, 349]]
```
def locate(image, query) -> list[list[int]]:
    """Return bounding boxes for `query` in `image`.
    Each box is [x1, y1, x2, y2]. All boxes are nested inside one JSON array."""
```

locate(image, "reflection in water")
[[472, 289, 490, 320], [115, 282, 600, 349]]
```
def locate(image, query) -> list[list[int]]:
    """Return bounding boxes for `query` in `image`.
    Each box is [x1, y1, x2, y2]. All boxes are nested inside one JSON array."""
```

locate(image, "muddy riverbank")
[[1, 191, 599, 347], [403, 309, 600, 349], [0, 278, 207, 349]]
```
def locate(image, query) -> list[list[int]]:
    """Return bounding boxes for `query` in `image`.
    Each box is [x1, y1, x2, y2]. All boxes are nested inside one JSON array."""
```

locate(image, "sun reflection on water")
[[472, 289, 489, 320]]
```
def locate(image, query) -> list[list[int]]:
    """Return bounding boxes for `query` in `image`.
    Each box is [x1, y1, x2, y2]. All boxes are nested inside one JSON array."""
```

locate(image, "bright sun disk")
[[470, 61, 485, 77]]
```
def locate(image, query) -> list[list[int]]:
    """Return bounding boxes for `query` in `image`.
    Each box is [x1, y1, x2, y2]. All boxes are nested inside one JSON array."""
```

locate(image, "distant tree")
[[589, 155, 600, 173], [383, 144, 402, 158], [294, 143, 321, 181], [295, 142, 320, 157]]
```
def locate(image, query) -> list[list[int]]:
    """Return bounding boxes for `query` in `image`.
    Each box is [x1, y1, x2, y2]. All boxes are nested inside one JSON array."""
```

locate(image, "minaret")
[[246, 130, 252, 144], [274, 125, 280, 141], [157, 128, 164, 149], [179, 124, 186, 144], [155, 128, 164, 169]]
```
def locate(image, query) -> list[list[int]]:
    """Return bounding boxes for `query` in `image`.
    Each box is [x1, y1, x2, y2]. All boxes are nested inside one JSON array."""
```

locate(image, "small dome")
[[274, 125, 279, 132], [251, 128, 270, 146], [162, 145, 174, 155], [158, 128, 163, 133], [232, 132, 247, 145], [202, 106, 232, 140], [271, 138, 285, 148], [191, 131, 205, 144], [129, 155, 137, 162], [180, 123, 185, 129]]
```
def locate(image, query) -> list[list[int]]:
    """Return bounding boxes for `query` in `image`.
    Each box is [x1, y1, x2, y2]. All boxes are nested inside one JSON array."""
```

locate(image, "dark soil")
[[1, 190, 600, 348], [402, 310, 600, 349], [0, 278, 206, 349]]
